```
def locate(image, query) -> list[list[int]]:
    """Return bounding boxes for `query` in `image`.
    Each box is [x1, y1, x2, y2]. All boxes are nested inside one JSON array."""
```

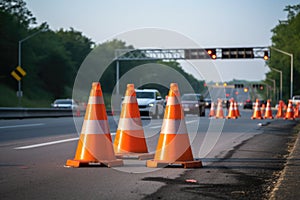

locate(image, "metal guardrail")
[[0, 107, 116, 119], [0, 107, 76, 119]]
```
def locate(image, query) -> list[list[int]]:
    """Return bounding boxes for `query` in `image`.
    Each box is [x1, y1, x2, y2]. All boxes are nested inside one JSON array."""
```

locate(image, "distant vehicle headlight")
[[195, 104, 199, 107], [148, 103, 154, 107]]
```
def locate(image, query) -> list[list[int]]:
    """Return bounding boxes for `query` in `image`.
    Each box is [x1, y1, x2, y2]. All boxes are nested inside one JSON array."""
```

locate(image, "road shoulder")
[[143, 120, 299, 200], [270, 122, 300, 199]]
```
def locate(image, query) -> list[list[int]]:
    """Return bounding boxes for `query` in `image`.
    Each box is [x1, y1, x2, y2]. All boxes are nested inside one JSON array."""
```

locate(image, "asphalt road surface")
[[0, 109, 298, 199]]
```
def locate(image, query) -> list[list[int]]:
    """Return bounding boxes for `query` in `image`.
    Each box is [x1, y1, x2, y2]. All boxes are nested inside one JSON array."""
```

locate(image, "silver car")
[[135, 89, 165, 119], [51, 99, 78, 110]]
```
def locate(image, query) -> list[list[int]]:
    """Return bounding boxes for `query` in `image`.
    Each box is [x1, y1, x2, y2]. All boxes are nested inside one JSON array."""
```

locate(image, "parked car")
[[135, 89, 165, 119], [250, 99, 266, 108], [51, 99, 78, 109], [254, 99, 266, 107], [220, 98, 230, 109], [181, 93, 205, 116], [243, 99, 253, 109], [291, 95, 300, 105], [204, 98, 212, 108]]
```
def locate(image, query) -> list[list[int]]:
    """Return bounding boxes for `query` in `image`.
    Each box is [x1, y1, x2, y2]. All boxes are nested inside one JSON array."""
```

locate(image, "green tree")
[[0, 0, 36, 27], [0, 0, 94, 106], [56, 28, 94, 71], [0, 0, 36, 89], [0, 0, 204, 107], [267, 4, 300, 101]]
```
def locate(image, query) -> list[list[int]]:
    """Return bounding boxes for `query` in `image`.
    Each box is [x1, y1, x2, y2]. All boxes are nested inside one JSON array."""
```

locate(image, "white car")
[[291, 95, 300, 105], [51, 99, 78, 110], [135, 89, 165, 119]]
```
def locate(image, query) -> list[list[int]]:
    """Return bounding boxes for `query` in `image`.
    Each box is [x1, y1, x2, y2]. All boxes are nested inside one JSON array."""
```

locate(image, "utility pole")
[[271, 47, 293, 99]]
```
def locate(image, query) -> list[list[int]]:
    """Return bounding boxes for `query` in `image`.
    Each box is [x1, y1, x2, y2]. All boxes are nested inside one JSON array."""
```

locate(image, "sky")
[[25, 0, 299, 82]]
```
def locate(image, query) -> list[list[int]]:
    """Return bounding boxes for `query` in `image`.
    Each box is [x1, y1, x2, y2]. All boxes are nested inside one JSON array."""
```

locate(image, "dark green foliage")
[[267, 4, 300, 100], [0, 0, 94, 106], [0, 0, 205, 107]]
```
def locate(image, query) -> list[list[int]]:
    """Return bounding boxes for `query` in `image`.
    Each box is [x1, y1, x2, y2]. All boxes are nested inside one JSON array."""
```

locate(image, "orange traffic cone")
[[294, 102, 300, 118], [276, 100, 285, 118], [227, 99, 237, 119], [234, 101, 241, 117], [75, 107, 81, 117], [66, 82, 123, 167], [215, 99, 225, 119], [147, 83, 202, 168], [251, 99, 263, 119], [264, 100, 273, 119], [283, 103, 287, 112], [114, 84, 152, 160], [209, 102, 216, 117], [284, 100, 295, 120], [261, 104, 266, 116]]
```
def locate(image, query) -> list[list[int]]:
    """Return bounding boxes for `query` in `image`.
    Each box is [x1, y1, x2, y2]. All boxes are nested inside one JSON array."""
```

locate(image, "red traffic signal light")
[[206, 49, 216, 59], [263, 51, 269, 60], [259, 85, 264, 90], [252, 84, 264, 90]]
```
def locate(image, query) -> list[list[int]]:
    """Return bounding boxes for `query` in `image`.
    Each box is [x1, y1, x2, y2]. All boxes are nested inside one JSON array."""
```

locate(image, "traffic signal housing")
[[252, 84, 264, 90], [234, 84, 244, 88], [259, 85, 264, 90], [263, 51, 269, 60], [206, 49, 217, 59], [221, 48, 254, 59]]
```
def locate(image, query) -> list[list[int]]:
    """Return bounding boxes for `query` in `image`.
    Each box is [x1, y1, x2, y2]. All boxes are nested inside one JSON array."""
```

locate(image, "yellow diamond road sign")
[[11, 71, 21, 81], [11, 66, 26, 81], [16, 66, 26, 76]]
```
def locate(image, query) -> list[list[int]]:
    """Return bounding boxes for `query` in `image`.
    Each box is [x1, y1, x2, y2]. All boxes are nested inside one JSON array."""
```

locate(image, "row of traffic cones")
[[66, 82, 201, 168], [209, 98, 240, 119], [209, 98, 300, 120], [277, 100, 300, 120], [251, 99, 300, 120], [251, 99, 273, 119]]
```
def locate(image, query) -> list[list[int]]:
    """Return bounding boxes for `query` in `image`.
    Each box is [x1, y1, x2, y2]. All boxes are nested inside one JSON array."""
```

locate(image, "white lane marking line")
[[186, 120, 198, 124], [0, 123, 44, 129], [150, 125, 162, 129], [149, 119, 198, 129], [14, 132, 116, 150], [14, 137, 79, 150]]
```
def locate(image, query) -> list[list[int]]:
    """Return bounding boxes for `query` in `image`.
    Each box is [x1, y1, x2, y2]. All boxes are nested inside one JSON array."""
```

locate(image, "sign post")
[[11, 66, 26, 106]]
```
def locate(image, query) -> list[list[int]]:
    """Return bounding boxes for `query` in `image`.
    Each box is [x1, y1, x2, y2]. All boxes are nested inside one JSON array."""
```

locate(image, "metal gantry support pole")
[[291, 54, 293, 99], [18, 41, 22, 107], [272, 68, 283, 100], [116, 60, 120, 95], [270, 47, 293, 99], [267, 78, 276, 101]]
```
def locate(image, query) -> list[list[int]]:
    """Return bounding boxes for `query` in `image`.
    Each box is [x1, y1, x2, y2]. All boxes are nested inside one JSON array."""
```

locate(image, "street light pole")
[[270, 47, 293, 99], [267, 78, 276, 101], [271, 68, 282, 100], [17, 29, 45, 107]]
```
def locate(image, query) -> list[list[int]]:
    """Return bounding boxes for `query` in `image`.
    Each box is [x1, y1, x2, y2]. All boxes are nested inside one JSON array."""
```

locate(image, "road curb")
[[269, 122, 300, 199]]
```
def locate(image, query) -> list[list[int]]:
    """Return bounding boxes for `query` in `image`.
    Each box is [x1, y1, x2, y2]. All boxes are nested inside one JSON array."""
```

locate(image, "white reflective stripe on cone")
[[88, 96, 104, 105], [166, 96, 181, 106], [117, 118, 143, 131], [122, 96, 137, 104], [160, 119, 188, 134], [82, 120, 110, 134]]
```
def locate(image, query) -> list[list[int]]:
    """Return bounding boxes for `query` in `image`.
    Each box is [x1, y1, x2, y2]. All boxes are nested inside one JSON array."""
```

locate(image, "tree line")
[[0, 0, 205, 107], [267, 4, 300, 101]]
